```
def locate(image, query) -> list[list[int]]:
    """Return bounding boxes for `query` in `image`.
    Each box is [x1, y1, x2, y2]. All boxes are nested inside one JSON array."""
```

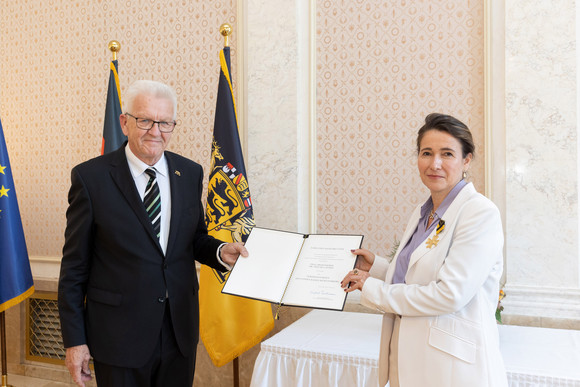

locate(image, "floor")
[[6, 374, 75, 387]]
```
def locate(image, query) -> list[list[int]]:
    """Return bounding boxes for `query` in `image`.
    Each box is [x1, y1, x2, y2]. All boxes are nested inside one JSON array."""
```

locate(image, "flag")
[[101, 59, 126, 154], [0, 118, 34, 313], [199, 46, 274, 367]]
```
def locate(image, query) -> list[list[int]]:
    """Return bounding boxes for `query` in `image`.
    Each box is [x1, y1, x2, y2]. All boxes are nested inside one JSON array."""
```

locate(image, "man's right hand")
[[65, 344, 92, 387]]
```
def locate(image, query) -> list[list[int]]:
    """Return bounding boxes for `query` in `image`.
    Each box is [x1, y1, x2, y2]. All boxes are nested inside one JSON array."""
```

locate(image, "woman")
[[342, 113, 508, 387]]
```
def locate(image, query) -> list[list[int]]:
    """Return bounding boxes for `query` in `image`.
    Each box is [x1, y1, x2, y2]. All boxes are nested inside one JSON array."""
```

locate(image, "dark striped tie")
[[144, 168, 161, 239]]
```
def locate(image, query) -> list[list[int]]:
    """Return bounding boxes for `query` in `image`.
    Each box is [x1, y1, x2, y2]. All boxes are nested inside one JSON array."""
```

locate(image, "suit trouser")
[[93, 301, 196, 387], [388, 315, 401, 387]]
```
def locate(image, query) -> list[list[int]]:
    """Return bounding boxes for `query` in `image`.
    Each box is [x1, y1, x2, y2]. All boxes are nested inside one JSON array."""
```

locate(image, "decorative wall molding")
[[503, 284, 580, 320], [29, 256, 61, 281]]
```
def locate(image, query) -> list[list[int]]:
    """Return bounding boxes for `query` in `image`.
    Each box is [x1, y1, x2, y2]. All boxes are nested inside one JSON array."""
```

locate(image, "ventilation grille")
[[27, 292, 66, 364]]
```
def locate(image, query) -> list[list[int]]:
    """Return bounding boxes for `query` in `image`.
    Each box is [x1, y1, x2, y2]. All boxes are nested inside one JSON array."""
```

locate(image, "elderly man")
[[58, 80, 247, 387]]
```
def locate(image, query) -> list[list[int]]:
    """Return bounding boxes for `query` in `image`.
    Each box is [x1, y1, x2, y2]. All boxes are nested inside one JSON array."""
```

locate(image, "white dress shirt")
[[125, 146, 171, 255]]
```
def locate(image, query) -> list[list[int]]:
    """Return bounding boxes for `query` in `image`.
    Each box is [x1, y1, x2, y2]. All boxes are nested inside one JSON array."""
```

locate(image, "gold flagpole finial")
[[108, 40, 121, 61], [219, 23, 232, 48]]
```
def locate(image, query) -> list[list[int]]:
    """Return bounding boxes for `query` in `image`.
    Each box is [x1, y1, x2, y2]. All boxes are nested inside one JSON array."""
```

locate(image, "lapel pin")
[[427, 219, 445, 249], [426, 235, 439, 249], [175, 170, 181, 176], [436, 219, 445, 235]]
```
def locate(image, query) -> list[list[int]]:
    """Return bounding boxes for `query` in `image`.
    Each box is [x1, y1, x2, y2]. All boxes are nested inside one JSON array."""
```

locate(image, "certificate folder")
[[222, 227, 363, 313]]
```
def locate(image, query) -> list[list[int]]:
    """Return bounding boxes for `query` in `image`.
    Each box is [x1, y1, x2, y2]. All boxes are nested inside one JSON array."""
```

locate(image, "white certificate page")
[[222, 227, 306, 303], [281, 234, 362, 310]]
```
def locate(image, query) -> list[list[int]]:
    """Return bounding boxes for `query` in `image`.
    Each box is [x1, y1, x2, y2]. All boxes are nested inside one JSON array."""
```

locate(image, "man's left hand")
[[220, 242, 248, 267]]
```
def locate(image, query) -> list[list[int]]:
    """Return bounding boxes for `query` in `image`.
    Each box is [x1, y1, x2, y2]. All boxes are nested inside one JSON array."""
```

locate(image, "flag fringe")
[[0, 286, 34, 313]]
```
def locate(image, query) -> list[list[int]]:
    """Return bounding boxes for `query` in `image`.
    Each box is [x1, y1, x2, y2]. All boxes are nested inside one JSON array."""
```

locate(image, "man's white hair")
[[123, 80, 177, 120]]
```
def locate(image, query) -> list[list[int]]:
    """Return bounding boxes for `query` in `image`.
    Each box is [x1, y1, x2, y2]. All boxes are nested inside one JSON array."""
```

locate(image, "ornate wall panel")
[[0, 0, 236, 256], [316, 0, 484, 255], [505, 0, 578, 288]]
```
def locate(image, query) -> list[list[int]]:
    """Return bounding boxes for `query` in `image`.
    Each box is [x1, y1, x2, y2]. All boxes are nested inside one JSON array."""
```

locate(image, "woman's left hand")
[[341, 268, 370, 293]]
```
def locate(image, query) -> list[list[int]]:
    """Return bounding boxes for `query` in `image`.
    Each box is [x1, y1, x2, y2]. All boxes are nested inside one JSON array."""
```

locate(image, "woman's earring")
[[463, 170, 467, 179]]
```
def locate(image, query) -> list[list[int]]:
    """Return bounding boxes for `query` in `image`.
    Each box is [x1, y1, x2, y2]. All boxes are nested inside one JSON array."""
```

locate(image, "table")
[[251, 309, 580, 387], [250, 310, 382, 387], [499, 324, 580, 386]]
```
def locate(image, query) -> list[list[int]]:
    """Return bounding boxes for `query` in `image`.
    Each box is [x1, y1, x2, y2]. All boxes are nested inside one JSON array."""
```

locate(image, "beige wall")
[[316, 1, 484, 255], [0, 0, 485, 260], [0, 0, 238, 257]]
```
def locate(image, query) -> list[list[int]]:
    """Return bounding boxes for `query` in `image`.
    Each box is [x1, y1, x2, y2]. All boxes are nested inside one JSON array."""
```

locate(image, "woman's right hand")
[[352, 248, 375, 272]]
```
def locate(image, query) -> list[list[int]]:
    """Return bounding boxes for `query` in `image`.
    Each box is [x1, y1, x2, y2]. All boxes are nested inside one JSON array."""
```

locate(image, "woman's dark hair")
[[416, 113, 475, 158]]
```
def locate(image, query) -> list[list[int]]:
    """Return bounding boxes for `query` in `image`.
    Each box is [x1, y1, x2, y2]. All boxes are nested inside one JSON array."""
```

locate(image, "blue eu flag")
[[0, 117, 34, 313]]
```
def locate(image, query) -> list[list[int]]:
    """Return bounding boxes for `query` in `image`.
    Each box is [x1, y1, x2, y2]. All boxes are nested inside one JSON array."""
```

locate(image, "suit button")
[[163, 263, 168, 269], [158, 297, 165, 303]]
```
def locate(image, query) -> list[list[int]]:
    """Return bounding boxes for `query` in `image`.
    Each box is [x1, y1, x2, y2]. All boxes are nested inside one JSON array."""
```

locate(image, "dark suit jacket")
[[58, 145, 224, 368]]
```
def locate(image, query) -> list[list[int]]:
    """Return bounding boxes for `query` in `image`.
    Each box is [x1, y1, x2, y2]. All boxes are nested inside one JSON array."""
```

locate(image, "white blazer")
[[361, 183, 508, 387]]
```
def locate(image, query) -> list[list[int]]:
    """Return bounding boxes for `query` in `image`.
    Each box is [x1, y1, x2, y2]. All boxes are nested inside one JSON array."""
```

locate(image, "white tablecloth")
[[251, 309, 580, 387], [499, 324, 580, 386], [250, 310, 382, 387]]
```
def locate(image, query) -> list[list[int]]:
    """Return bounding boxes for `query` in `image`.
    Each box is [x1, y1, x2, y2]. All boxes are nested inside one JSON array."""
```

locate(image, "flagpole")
[[1, 311, 13, 387], [219, 22, 241, 387], [220, 23, 231, 48], [108, 40, 121, 60]]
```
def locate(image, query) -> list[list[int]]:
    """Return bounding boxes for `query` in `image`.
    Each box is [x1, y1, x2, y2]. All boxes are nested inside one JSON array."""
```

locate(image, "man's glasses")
[[125, 113, 176, 133]]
